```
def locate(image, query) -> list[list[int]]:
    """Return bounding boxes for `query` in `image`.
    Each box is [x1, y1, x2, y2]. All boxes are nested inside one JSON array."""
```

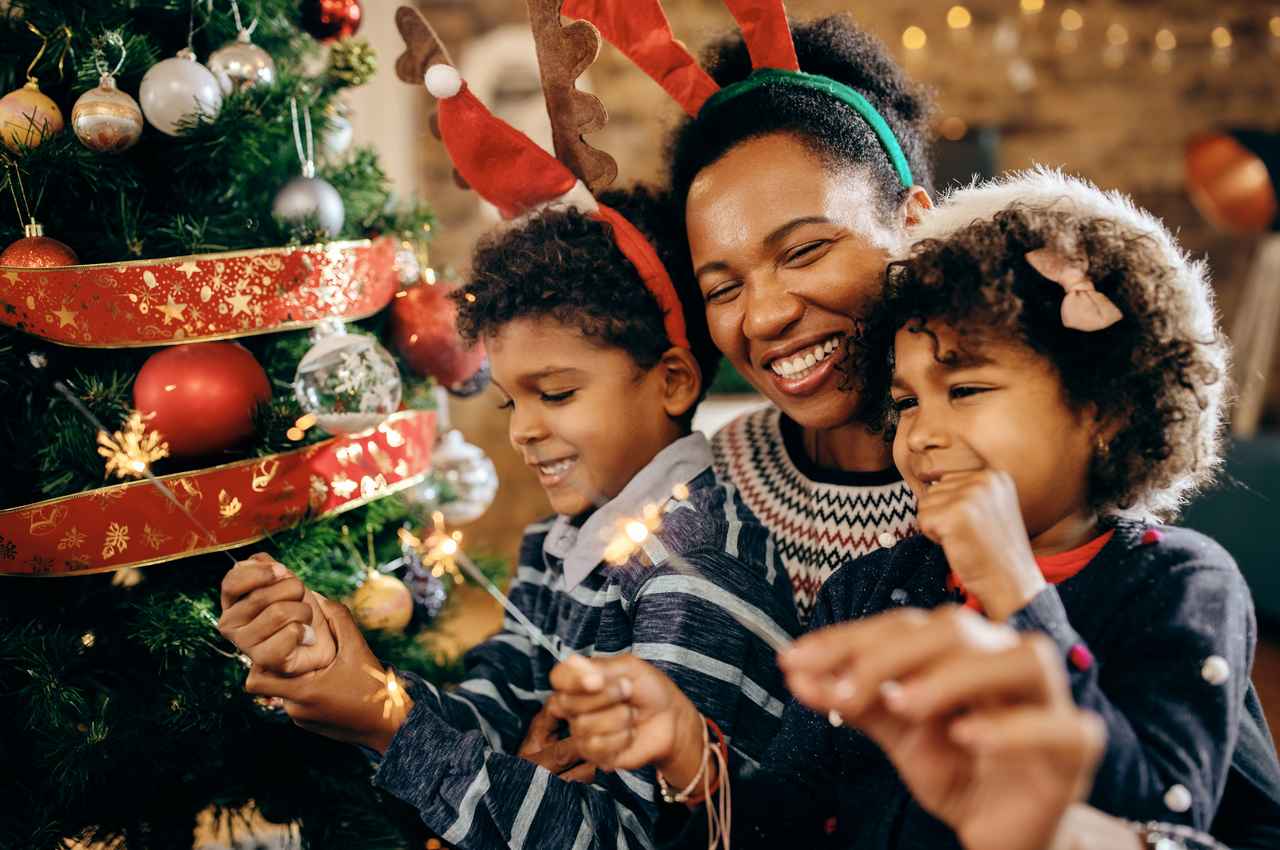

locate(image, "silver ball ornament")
[[432, 430, 498, 525], [273, 171, 345, 238], [209, 32, 277, 94], [71, 74, 143, 153], [139, 49, 223, 136]]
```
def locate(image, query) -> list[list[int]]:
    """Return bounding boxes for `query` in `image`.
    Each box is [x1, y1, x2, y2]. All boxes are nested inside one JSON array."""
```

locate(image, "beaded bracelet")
[[657, 719, 710, 804], [1131, 820, 1227, 850]]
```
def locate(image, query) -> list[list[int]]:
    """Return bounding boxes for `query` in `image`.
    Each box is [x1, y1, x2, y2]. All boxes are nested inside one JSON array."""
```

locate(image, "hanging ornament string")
[[92, 31, 129, 80], [229, 0, 260, 38], [4, 159, 33, 226], [290, 96, 317, 179], [50, 380, 239, 567], [24, 22, 74, 85]]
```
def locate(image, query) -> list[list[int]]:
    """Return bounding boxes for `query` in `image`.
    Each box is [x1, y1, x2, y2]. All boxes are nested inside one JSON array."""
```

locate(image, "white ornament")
[[1200, 655, 1230, 685], [139, 49, 223, 136], [209, 32, 277, 94], [828, 709, 844, 727], [1163, 784, 1192, 813], [424, 64, 462, 99], [432, 429, 498, 525], [293, 320, 402, 435], [320, 109, 353, 159], [273, 174, 345, 237]]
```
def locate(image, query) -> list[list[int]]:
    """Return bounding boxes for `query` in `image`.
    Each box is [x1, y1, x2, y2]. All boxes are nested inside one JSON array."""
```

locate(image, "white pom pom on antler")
[[424, 64, 462, 99]]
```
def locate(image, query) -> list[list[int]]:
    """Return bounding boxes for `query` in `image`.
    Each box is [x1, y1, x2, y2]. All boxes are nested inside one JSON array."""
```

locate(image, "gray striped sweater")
[[372, 435, 801, 850]]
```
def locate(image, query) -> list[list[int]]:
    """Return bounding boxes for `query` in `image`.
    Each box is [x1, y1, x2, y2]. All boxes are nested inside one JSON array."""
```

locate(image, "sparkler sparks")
[[97, 411, 170, 479], [363, 664, 410, 721], [399, 511, 465, 584]]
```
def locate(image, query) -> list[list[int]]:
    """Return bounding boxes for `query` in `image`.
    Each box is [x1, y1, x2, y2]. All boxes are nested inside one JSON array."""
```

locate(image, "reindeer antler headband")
[[562, 0, 914, 189], [394, 4, 689, 351]]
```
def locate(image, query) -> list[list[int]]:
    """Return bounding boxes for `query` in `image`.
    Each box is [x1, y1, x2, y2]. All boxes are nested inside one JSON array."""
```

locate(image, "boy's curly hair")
[[453, 185, 720, 416], [852, 171, 1229, 521]]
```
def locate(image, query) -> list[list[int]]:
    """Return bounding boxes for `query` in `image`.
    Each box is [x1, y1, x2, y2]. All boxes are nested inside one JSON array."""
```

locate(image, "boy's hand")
[[916, 468, 1045, 620], [218, 554, 336, 675], [517, 706, 596, 783], [548, 655, 704, 785], [780, 607, 1105, 850], [245, 594, 410, 754]]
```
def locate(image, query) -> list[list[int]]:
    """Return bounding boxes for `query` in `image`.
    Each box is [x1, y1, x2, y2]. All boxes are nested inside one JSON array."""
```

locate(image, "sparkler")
[[52, 381, 237, 566]]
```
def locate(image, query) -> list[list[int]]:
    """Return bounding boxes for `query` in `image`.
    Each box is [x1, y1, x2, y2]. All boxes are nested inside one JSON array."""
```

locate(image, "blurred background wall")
[[346, 0, 1280, 567]]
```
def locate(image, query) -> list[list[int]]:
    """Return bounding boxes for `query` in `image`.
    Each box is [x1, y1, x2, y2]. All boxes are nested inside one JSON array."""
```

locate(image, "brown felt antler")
[[394, 6, 468, 189], [525, 0, 617, 192]]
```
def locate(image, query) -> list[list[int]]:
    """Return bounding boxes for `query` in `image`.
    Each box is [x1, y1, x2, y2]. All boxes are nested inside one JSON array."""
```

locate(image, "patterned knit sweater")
[[711, 406, 916, 623]]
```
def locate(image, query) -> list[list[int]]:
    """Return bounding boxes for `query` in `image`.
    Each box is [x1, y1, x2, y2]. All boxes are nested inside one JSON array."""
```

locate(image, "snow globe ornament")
[[293, 319, 401, 435]]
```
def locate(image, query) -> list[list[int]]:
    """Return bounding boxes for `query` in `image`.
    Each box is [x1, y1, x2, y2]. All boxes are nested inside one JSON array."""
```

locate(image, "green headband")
[[700, 68, 914, 189]]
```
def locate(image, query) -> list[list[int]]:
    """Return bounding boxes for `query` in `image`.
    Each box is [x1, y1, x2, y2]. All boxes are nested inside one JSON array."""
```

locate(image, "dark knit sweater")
[[719, 521, 1280, 850], [370, 448, 802, 850]]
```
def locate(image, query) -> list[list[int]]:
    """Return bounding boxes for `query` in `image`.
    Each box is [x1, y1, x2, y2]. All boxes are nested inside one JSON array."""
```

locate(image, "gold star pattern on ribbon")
[[227, 292, 253, 316], [176, 261, 200, 278], [158, 296, 187, 324], [51, 305, 77, 328]]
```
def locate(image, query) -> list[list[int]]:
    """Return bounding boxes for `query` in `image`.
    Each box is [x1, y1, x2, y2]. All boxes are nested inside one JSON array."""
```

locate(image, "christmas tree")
[[0, 2, 501, 847]]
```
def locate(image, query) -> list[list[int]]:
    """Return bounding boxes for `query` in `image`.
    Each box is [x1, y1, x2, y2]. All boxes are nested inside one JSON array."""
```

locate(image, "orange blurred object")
[[1185, 132, 1278, 235]]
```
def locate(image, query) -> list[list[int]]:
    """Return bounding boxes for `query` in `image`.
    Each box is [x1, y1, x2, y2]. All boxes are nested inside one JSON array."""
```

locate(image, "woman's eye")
[[784, 240, 830, 266], [705, 280, 742, 304], [541, 389, 576, 404], [891, 396, 917, 413], [496, 398, 514, 411], [950, 385, 990, 401]]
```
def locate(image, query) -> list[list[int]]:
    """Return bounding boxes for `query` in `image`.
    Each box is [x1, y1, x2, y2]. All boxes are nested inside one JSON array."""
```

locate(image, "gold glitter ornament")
[[0, 80, 64, 152], [328, 38, 377, 87], [72, 73, 144, 153], [349, 569, 413, 633]]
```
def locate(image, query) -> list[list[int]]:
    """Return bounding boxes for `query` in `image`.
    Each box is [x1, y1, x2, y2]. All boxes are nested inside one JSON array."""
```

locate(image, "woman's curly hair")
[[453, 185, 719, 417], [851, 184, 1228, 521]]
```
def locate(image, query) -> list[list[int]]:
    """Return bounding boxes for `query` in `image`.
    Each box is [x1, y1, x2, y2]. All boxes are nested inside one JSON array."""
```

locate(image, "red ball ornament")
[[301, 0, 363, 43], [133, 342, 272, 458], [1, 223, 78, 267], [390, 283, 487, 389]]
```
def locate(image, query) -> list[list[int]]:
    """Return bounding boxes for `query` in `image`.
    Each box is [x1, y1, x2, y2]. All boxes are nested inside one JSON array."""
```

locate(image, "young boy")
[[217, 63, 800, 850]]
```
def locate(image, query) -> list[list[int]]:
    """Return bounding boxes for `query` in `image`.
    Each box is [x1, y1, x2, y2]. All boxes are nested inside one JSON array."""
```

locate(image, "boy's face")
[[488, 318, 686, 518], [889, 322, 1098, 543]]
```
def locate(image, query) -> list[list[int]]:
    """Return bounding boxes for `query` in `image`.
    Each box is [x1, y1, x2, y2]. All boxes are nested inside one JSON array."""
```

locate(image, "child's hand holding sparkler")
[[219, 555, 411, 753], [218, 554, 337, 676], [548, 655, 709, 790]]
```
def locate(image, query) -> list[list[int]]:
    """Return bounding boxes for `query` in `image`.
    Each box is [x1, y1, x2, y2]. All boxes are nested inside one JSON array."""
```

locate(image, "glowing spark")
[[400, 512, 466, 584], [362, 664, 409, 721], [98, 411, 170, 480], [604, 503, 664, 566]]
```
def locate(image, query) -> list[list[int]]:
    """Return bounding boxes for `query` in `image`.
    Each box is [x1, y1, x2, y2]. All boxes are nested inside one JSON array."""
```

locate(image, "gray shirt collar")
[[544, 432, 714, 590]]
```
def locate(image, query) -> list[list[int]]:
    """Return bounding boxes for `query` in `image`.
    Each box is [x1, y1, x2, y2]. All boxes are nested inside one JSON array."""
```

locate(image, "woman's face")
[[685, 133, 906, 430]]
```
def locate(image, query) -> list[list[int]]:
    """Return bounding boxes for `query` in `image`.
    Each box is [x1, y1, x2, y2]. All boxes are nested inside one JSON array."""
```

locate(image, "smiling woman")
[[665, 15, 937, 622]]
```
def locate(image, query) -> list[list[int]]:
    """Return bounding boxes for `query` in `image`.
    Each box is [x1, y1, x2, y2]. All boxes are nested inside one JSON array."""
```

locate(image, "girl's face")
[[889, 322, 1101, 541], [685, 133, 911, 431]]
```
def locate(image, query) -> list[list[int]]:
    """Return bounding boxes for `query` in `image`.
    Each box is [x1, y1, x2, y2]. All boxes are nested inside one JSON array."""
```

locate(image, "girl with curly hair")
[[551, 170, 1280, 849]]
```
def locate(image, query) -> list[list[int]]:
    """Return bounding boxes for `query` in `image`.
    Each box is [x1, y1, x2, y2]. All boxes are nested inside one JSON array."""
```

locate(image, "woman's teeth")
[[538, 458, 575, 477], [769, 337, 841, 379]]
